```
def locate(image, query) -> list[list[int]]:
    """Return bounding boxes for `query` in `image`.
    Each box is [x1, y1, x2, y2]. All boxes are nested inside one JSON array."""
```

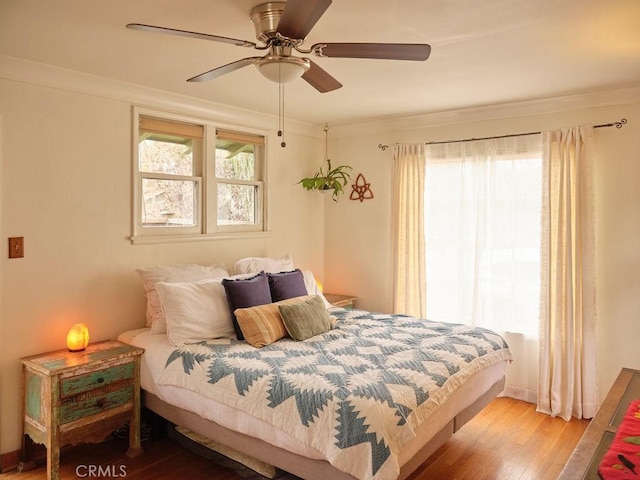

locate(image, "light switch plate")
[[8, 237, 24, 258]]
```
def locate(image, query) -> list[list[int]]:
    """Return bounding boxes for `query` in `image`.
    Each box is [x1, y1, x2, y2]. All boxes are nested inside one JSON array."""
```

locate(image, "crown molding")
[[333, 84, 640, 137], [0, 55, 321, 138], [3, 55, 637, 140]]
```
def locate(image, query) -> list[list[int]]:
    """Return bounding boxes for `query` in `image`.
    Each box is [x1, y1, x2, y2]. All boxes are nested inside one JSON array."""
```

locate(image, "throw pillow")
[[278, 295, 332, 341], [268, 269, 308, 302], [234, 295, 314, 348], [222, 272, 272, 340]]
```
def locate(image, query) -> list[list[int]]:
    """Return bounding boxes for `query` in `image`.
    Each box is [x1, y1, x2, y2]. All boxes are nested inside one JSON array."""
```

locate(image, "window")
[[423, 135, 542, 337], [137, 116, 203, 234], [215, 130, 265, 232], [133, 110, 266, 241]]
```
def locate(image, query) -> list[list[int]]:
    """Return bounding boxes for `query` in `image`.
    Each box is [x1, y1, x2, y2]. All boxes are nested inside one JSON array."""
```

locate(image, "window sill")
[[130, 231, 271, 245]]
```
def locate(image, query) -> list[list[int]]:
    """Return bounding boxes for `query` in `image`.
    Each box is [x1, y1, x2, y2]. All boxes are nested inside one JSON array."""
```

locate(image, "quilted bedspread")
[[159, 309, 512, 480]]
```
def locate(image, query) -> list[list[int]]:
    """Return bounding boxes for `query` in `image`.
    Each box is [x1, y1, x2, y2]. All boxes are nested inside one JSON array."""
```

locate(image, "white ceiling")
[[1, 0, 639, 126]]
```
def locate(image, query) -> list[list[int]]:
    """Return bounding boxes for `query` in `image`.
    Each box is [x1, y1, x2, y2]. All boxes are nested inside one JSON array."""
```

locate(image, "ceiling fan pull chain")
[[277, 82, 283, 139], [281, 84, 286, 148], [278, 63, 286, 148]]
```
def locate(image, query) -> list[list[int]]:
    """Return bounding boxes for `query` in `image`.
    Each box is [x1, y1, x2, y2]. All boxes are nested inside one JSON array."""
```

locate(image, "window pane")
[[141, 178, 196, 226], [425, 154, 541, 337], [139, 136, 193, 176], [217, 183, 256, 225], [215, 141, 255, 180]]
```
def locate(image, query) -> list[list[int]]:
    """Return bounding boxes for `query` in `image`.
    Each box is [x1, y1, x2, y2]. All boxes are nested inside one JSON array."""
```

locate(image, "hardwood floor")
[[1, 398, 589, 480], [408, 398, 590, 480]]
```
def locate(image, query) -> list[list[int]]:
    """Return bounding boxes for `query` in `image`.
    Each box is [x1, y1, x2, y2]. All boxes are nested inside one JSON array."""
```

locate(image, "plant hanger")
[[299, 124, 352, 201]]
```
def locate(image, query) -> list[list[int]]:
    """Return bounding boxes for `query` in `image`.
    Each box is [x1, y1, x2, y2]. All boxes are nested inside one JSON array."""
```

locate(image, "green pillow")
[[278, 295, 332, 341]]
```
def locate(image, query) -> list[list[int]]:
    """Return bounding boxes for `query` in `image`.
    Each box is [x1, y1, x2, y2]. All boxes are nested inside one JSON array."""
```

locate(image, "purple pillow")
[[222, 272, 272, 340], [268, 269, 308, 302]]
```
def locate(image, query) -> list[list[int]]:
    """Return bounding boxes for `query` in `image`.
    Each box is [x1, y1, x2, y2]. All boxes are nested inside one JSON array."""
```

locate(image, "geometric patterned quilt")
[[159, 309, 512, 480]]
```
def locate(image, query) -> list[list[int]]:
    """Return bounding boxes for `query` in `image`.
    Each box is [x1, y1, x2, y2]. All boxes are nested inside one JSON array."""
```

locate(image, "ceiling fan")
[[126, 0, 431, 93]]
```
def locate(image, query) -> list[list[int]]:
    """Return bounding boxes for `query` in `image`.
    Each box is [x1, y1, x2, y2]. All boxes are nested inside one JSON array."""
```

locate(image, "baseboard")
[[1, 449, 20, 473], [1, 443, 47, 473]]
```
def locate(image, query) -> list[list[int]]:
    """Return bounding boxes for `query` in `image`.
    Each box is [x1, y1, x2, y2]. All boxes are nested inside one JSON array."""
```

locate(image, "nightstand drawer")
[[60, 363, 134, 397], [59, 384, 133, 424]]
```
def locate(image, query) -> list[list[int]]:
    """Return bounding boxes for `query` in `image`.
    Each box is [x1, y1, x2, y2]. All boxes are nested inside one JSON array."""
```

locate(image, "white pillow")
[[233, 253, 294, 275], [137, 264, 229, 333], [156, 279, 236, 347], [302, 270, 333, 309]]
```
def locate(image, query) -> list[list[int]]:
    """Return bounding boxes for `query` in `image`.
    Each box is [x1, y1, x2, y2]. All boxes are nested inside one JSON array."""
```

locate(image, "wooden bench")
[[558, 368, 640, 480]]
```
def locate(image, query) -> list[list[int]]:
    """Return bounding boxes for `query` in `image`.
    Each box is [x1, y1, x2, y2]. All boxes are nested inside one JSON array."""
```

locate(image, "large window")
[[424, 135, 542, 337], [132, 110, 266, 241]]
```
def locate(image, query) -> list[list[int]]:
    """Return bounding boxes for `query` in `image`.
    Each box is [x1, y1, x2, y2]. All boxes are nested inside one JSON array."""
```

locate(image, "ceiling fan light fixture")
[[256, 56, 311, 83]]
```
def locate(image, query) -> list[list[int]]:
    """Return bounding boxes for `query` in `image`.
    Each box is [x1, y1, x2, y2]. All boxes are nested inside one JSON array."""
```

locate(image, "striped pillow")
[[234, 295, 315, 348], [278, 295, 332, 341]]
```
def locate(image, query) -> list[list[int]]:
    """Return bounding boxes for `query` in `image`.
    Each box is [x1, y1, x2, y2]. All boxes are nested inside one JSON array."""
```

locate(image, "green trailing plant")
[[299, 158, 352, 202], [299, 123, 352, 202]]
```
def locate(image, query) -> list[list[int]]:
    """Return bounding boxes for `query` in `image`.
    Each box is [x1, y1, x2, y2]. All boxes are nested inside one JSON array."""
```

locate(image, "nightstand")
[[324, 293, 357, 309], [18, 340, 144, 480]]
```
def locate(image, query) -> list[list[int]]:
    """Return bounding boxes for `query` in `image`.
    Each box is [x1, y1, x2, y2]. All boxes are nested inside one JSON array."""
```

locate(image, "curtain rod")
[[377, 118, 628, 151]]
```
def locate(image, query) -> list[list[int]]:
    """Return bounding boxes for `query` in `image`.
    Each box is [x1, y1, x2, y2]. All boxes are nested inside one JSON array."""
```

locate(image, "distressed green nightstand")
[[18, 340, 144, 480], [324, 293, 357, 309]]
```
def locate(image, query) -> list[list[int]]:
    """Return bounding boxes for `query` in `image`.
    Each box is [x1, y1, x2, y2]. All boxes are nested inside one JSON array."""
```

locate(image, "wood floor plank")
[[1, 398, 589, 480]]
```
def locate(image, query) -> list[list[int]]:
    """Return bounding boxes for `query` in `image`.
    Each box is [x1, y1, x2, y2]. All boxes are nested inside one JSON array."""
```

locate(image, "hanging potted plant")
[[299, 159, 352, 202], [299, 124, 352, 202]]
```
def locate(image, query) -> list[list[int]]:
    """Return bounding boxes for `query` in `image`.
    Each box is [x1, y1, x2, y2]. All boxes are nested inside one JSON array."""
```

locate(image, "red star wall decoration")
[[350, 173, 374, 202]]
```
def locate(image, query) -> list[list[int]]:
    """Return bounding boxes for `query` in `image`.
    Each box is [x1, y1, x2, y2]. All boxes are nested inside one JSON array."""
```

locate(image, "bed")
[[118, 309, 511, 480]]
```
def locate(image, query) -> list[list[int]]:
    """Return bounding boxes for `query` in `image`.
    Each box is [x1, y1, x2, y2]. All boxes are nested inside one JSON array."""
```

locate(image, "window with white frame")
[[215, 130, 265, 232], [133, 110, 266, 241]]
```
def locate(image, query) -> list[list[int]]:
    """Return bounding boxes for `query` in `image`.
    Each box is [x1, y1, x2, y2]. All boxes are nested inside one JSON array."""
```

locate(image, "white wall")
[[325, 98, 640, 405], [0, 75, 325, 454]]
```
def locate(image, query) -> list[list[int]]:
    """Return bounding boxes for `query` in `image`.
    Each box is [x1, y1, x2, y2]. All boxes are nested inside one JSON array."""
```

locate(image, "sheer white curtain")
[[392, 144, 427, 318], [392, 130, 597, 412], [537, 126, 598, 421], [423, 135, 542, 402]]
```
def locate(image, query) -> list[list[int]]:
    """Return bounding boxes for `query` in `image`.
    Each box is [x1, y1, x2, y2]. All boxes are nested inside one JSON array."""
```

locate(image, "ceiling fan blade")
[[302, 60, 342, 93], [312, 42, 431, 61], [126, 23, 257, 48], [277, 0, 332, 39], [187, 57, 262, 82]]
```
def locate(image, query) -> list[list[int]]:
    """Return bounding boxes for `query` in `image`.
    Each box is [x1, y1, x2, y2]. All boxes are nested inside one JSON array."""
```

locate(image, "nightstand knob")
[[97, 377, 104, 383], [96, 398, 106, 408]]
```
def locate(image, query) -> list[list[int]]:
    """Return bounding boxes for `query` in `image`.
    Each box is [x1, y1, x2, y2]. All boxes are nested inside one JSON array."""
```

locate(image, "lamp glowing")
[[315, 276, 324, 293], [66, 323, 89, 352]]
